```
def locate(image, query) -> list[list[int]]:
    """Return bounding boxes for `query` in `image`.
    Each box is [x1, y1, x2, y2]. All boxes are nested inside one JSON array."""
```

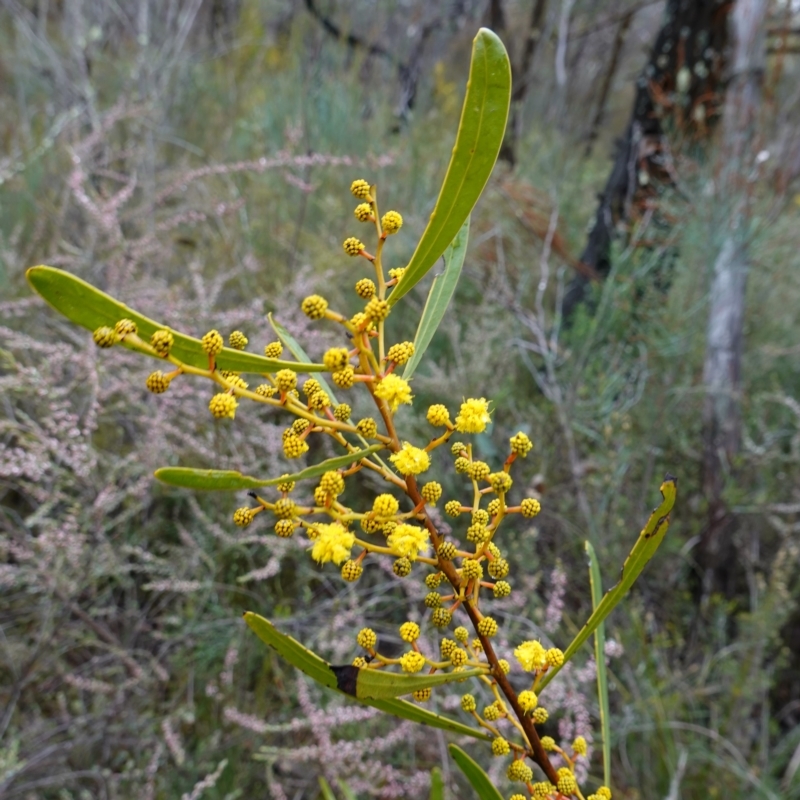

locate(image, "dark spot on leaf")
[[330, 664, 359, 696]]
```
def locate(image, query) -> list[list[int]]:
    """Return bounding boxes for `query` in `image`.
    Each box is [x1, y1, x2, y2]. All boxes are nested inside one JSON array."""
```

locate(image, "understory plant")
[[27, 29, 676, 800]]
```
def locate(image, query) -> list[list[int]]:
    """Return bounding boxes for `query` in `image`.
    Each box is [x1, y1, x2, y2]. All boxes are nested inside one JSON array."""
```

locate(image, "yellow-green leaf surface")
[[348, 663, 483, 701], [154, 445, 383, 491], [27, 266, 324, 373], [244, 612, 490, 741], [586, 540, 611, 788], [448, 745, 504, 800], [403, 216, 470, 380], [388, 29, 510, 306], [539, 475, 677, 692], [429, 768, 444, 800]]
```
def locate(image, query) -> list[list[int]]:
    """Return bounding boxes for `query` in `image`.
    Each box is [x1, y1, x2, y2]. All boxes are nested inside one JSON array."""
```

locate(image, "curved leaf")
[[539, 476, 678, 692], [27, 265, 324, 373], [586, 540, 611, 788], [244, 612, 490, 741], [154, 445, 384, 491], [448, 745, 504, 800], [388, 29, 510, 307], [335, 663, 483, 701], [403, 216, 469, 380]]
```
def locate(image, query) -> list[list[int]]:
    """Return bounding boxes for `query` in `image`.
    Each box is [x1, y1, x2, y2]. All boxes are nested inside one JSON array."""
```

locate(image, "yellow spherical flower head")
[[93, 326, 118, 348], [596, 787, 612, 799], [532, 783, 556, 799], [364, 297, 390, 322], [373, 493, 399, 518], [514, 640, 548, 672], [509, 431, 533, 457], [323, 347, 350, 372], [209, 393, 237, 419], [518, 690, 538, 712], [356, 628, 377, 649], [412, 687, 432, 702], [390, 442, 430, 476], [421, 481, 442, 503], [426, 404, 451, 427], [540, 736, 557, 752], [354, 202, 373, 222], [229, 330, 248, 350], [343, 236, 365, 256], [374, 374, 413, 413], [275, 369, 297, 393], [572, 736, 587, 756], [521, 498, 541, 518], [556, 768, 577, 796], [386, 341, 415, 364], [114, 318, 137, 337], [381, 210, 403, 234], [146, 371, 171, 394], [399, 621, 420, 642], [201, 329, 224, 356], [310, 522, 355, 565], [532, 707, 549, 724], [151, 329, 174, 357], [354, 278, 375, 299], [455, 397, 492, 434], [399, 651, 426, 673], [491, 737, 510, 757], [356, 417, 378, 438], [350, 179, 371, 200], [301, 294, 329, 320], [386, 523, 430, 561], [264, 341, 283, 358], [506, 760, 533, 783], [546, 647, 565, 667]]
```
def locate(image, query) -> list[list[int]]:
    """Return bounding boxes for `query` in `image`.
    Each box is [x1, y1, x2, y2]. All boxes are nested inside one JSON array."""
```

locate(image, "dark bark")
[[584, 9, 634, 157], [498, 0, 549, 166], [698, 0, 768, 598], [562, 0, 730, 318], [304, 0, 438, 122]]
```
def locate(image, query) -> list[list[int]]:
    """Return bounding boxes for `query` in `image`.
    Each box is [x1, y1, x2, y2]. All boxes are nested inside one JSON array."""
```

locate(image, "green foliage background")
[[1, 2, 799, 799]]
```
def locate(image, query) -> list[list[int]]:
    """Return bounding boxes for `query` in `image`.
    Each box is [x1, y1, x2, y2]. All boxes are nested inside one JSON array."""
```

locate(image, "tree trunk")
[[698, 0, 768, 597], [562, 0, 730, 318]]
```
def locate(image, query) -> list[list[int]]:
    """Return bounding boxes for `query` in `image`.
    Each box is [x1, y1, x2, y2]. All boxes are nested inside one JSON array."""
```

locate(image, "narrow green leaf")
[[244, 612, 490, 741], [336, 779, 358, 800], [448, 745, 504, 800], [352, 664, 483, 701], [403, 216, 470, 380], [428, 768, 444, 800], [318, 778, 337, 800], [538, 476, 677, 692], [388, 29, 510, 307], [154, 445, 384, 491], [27, 265, 324, 373], [586, 540, 611, 788]]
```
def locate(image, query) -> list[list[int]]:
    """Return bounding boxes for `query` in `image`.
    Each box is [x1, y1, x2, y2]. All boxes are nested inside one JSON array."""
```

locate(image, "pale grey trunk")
[[700, 0, 768, 593]]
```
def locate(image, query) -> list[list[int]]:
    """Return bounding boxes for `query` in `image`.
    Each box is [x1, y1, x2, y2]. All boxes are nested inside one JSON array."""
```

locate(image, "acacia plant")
[[27, 29, 676, 800]]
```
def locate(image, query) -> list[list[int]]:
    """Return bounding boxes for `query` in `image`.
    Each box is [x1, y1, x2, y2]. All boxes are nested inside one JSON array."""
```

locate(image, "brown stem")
[[404, 478, 560, 785]]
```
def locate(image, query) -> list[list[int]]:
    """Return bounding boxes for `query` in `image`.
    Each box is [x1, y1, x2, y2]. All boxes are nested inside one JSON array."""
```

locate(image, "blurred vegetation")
[[1, 1, 800, 799]]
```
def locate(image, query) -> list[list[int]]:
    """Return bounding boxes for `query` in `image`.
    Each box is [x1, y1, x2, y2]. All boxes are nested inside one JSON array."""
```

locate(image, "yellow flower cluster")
[[455, 397, 492, 433], [389, 442, 430, 475], [310, 523, 355, 565], [374, 374, 413, 412]]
